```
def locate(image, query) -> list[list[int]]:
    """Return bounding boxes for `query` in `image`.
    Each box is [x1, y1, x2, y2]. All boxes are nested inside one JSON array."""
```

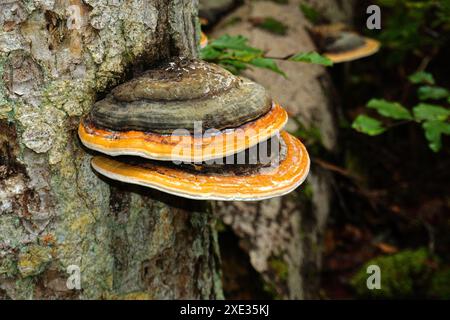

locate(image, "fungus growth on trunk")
[[79, 58, 310, 201]]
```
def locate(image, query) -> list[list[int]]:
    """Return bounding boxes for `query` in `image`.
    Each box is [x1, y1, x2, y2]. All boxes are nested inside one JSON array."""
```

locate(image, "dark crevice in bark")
[[219, 227, 271, 299], [154, 0, 172, 59], [0, 288, 11, 300], [298, 169, 325, 299], [109, 185, 132, 292], [0, 122, 22, 179]]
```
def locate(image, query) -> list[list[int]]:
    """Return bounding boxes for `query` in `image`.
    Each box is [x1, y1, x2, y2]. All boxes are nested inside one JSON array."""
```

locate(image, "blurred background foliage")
[[200, 0, 449, 299], [200, 34, 332, 76], [325, 0, 450, 299], [353, 0, 450, 152]]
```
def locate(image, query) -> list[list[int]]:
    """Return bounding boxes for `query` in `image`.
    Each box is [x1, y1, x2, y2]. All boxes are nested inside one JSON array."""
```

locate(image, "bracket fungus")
[[79, 58, 287, 162], [79, 58, 309, 201], [91, 132, 309, 201], [200, 32, 208, 49], [311, 23, 380, 63]]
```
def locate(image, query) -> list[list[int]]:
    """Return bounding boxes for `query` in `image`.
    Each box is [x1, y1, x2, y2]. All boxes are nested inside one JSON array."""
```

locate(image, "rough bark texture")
[[210, 0, 351, 299], [0, 0, 223, 299], [303, 0, 355, 24]]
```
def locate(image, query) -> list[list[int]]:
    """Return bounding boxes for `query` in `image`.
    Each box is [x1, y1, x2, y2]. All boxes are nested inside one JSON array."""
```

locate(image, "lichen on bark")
[[0, 0, 222, 299]]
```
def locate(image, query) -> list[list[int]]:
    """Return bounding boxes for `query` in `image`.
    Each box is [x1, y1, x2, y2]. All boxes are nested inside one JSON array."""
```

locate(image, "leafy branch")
[[352, 71, 450, 152], [200, 34, 332, 77]]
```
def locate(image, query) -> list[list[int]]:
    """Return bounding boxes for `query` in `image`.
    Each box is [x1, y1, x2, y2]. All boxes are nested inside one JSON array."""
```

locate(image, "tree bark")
[[210, 0, 352, 299], [0, 0, 222, 299]]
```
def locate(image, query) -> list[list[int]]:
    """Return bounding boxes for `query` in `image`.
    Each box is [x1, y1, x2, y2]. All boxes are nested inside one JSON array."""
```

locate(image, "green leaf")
[[199, 46, 222, 60], [220, 49, 261, 62], [367, 99, 413, 120], [408, 71, 435, 85], [249, 58, 286, 77], [289, 52, 333, 66], [413, 103, 450, 121], [418, 86, 449, 101], [255, 17, 288, 35], [299, 4, 321, 24], [209, 35, 262, 54], [352, 115, 386, 136], [422, 120, 450, 152], [218, 59, 248, 75]]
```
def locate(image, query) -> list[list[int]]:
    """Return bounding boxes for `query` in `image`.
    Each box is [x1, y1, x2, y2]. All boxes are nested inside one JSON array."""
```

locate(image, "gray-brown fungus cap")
[[89, 57, 272, 133]]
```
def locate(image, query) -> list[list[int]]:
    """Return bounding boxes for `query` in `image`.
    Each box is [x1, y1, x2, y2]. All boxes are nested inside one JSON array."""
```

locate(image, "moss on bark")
[[0, 0, 222, 299]]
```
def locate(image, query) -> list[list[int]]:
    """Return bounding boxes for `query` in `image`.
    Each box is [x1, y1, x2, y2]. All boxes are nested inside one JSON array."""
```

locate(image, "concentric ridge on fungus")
[[79, 103, 287, 162], [90, 131, 310, 201], [79, 58, 287, 162], [88, 58, 272, 133]]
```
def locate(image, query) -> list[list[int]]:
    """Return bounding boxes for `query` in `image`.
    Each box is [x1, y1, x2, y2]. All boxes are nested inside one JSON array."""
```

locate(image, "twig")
[[263, 54, 294, 60], [313, 158, 362, 181]]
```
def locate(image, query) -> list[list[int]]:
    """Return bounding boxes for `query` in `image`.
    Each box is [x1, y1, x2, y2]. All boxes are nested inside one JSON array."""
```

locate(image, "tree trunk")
[[0, 0, 222, 299], [210, 0, 352, 299]]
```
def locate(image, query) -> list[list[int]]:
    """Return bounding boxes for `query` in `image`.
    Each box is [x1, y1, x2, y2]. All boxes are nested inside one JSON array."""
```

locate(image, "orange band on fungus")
[[90, 131, 310, 201], [79, 103, 288, 162], [324, 37, 380, 63], [200, 32, 208, 49]]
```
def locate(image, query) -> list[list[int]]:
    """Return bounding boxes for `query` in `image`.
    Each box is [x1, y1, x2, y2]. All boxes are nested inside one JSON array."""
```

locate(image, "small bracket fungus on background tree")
[[200, 32, 208, 49], [78, 58, 310, 201], [309, 23, 380, 63]]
